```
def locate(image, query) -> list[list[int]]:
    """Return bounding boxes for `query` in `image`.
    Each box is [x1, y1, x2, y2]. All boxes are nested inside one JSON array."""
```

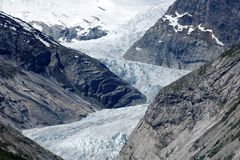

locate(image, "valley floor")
[[23, 104, 148, 160], [22, 62, 189, 160], [11, 1, 190, 159]]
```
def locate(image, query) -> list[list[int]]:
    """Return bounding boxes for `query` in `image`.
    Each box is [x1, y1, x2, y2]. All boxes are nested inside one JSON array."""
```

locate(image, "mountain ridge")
[[124, 0, 240, 70], [118, 43, 240, 159], [0, 11, 146, 129]]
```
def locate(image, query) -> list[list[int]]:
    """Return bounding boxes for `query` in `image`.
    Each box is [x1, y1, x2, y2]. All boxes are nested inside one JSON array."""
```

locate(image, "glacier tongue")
[[62, 0, 188, 103], [22, 59, 189, 159], [100, 58, 190, 102], [23, 104, 148, 160], [22, 63, 189, 160], [61, 0, 188, 102]]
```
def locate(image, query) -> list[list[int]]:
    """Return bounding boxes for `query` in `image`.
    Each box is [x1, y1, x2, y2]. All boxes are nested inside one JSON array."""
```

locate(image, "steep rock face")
[[0, 12, 146, 129], [58, 26, 107, 42], [118, 45, 240, 160], [0, 122, 62, 160], [30, 21, 108, 42], [0, 62, 95, 129], [124, 0, 240, 69]]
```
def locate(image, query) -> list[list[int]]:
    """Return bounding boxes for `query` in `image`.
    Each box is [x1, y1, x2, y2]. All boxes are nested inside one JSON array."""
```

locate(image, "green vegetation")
[[192, 155, 205, 160], [230, 119, 240, 130], [198, 63, 209, 76], [207, 147, 220, 158], [207, 141, 223, 158], [192, 139, 200, 150], [0, 149, 25, 160], [224, 153, 235, 160], [221, 100, 240, 122], [231, 129, 240, 142], [213, 140, 220, 146], [220, 43, 240, 58]]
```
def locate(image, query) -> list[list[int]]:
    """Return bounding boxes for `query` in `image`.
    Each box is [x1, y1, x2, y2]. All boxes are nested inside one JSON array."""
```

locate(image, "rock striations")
[[118, 44, 240, 160], [0, 122, 63, 160], [0, 12, 146, 129], [124, 0, 240, 70]]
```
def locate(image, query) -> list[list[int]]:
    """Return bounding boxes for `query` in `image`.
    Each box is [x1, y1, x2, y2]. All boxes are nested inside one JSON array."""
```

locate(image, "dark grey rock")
[[0, 12, 146, 129], [30, 21, 108, 42], [0, 122, 63, 160], [78, 26, 108, 41], [118, 44, 240, 160], [124, 0, 240, 70]]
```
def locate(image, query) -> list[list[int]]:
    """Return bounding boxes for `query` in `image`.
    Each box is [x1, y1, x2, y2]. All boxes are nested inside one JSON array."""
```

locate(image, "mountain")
[[0, 12, 145, 129], [62, 0, 183, 102], [0, 0, 183, 102], [124, 0, 240, 69], [0, 0, 164, 42], [21, 65, 189, 160], [30, 21, 108, 42], [0, 122, 62, 160], [63, 0, 176, 59], [118, 44, 240, 160]]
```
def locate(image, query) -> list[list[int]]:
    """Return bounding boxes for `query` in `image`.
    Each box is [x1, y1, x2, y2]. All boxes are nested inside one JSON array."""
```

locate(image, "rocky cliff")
[[0, 122, 62, 160], [30, 21, 108, 42], [124, 0, 240, 70], [118, 44, 240, 159], [0, 12, 146, 129]]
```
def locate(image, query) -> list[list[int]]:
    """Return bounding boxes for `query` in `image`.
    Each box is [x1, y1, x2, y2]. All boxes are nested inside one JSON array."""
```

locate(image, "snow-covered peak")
[[0, 0, 165, 31], [63, 0, 176, 59], [0, 11, 58, 47]]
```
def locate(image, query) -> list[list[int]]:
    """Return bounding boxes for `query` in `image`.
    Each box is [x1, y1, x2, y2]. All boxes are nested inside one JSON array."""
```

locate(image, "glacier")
[[63, 0, 176, 59], [0, 0, 169, 32], [8, 0, 192, 159], [100, 58, 190, 101], [61, 0, 186, 102], [22, 64, 188, 159], [23, 104, 149, 160], [22, 55, 189, 160]]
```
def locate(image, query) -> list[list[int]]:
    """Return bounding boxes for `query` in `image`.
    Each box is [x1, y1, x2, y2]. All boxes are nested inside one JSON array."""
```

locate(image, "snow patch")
[[162, 12, 224, 46], [135, 47, 142, 51], [187, 27, 195, 35], [162, 12, 192, 32], [35, 35, 51, 47], [212, 34, 225, 46], [32, 23, 43, 31], [197, 24, 225, 46], [10, 26, 16, 31], [11, 18, 32, 32]]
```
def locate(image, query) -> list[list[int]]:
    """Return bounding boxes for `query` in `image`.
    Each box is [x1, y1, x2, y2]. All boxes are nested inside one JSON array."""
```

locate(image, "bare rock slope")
[[0, 122, 62, 160], [124, 0, 240, 70], [0, 12, 146, 129], [118, 44, 240, 160]]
